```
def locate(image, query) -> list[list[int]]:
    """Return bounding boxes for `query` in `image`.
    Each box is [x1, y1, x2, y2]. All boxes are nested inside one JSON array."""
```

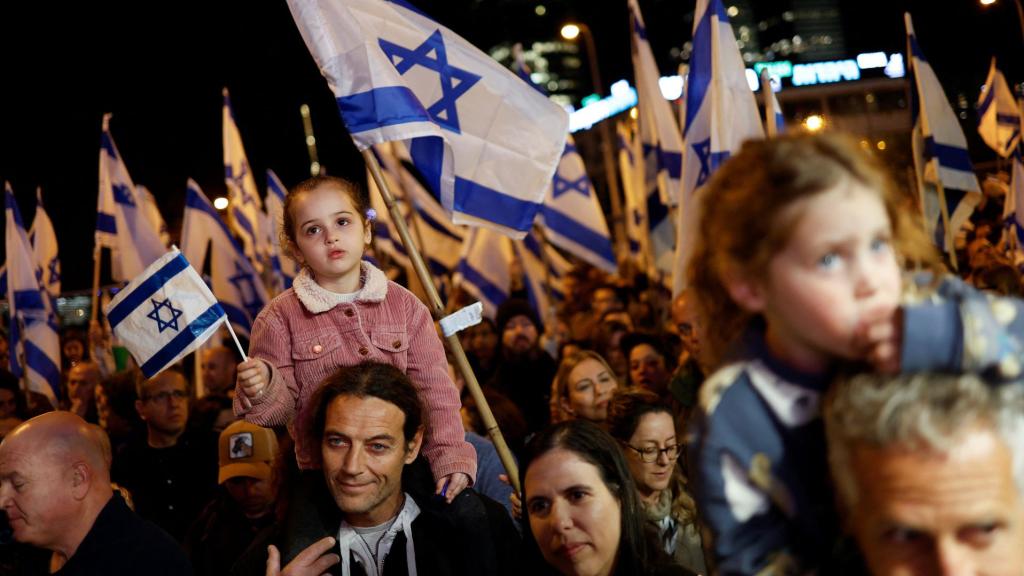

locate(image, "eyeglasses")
[[623, 443, 682, 463], [142, 390, 188, 403]]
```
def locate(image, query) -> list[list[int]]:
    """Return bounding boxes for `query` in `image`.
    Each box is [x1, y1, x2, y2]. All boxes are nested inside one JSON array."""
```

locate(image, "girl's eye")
[[870, 237, 891, 253], [818, 252, 841, 270], [574, 382, 591, 393], [337, 218, 350, 227], [304, 225, 321, 236]]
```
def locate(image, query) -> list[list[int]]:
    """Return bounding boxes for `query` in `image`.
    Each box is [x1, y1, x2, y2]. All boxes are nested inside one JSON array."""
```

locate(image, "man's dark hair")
[[310, 362, 424, 449]]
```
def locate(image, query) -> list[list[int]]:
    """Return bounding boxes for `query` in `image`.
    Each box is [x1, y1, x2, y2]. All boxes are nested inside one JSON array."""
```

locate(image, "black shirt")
[[54, 494, 192, 576]]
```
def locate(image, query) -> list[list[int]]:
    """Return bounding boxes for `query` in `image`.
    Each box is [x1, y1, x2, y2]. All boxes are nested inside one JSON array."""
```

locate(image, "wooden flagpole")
[[761, 69, 777, 139], [362, 149, 521, 494]]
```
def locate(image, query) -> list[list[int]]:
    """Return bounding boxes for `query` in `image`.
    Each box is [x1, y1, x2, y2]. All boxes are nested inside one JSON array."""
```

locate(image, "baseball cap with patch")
[[218, 420, 278, 484]]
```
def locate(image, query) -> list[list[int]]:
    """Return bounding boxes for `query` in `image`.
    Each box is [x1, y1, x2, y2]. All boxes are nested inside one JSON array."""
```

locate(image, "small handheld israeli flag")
[[977, 58, 1021, 158], [104, 247, 227, 378]]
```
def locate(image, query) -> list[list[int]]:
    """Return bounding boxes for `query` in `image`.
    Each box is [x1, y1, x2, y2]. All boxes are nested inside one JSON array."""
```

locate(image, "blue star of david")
[[228, 261, 263, 318], [226, 161, 255, 205], [111, 183, 136, 207], [692, 138, 731, 188], [47, 258, 60, 286], [552, 173, 590, 199], [147, 298, 183, 333], [379, 29, 481, 134]]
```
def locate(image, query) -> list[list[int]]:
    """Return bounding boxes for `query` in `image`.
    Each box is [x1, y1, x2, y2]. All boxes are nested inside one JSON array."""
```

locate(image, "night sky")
[[1, 0, 1021, 292]]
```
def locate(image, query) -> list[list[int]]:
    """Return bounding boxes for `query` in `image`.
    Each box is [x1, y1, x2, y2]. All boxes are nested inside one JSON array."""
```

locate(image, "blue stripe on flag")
[[101, 133, 117, 159], [112, 184, 136, 207], [186, 186, 248, 255], [457, 262, 507, 308], [139, 303, 226, 377], [415, 207, 463, 242], [410, 136, 541, 233], [232, 206, 256, 238], [541, 207, 616, 263], [13, 290, 46, 313], [924, 137, 974, 173], [336, 87, 431, 134], [96, 212, 117, 234], [997, 113, 1021, 126], [106, 255, 190, 329], [978, 86, 996, 117], [24, 340, 60, 398], [658, 148, 683, 179], [684, 2, 714, 138], [221, 302, 253, 335]]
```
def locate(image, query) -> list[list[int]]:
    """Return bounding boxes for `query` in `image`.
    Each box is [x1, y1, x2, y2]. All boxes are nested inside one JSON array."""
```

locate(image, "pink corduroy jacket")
[[234, 263, 477, 483]]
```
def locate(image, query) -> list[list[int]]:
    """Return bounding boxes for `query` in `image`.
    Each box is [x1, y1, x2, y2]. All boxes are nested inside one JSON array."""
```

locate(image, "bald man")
[[200, 346, 237, 398], [0, 412, 192, 575]]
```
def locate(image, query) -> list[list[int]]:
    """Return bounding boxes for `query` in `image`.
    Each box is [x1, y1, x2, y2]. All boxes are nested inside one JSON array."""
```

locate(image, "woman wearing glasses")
[[607, 388, 708, 576]]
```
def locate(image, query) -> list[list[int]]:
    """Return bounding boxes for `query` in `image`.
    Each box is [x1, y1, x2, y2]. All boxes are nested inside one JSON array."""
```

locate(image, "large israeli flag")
[[104, 247, 227, 379], [906, 13, 981, 257], [30, 188, 60, 302], [265, 170, 299, 292], [454, 227, 512, 319], [96, 114, 168, 282], [678, 0, 764, 289], [223, 89, 269, 271], [538, 136, 617, 274], [6, 184, 60, 404], [286, 0, 568, 239], [181, 180, 269, 338], [977, 58, 1021, 158], [629, 0, 684, 207]]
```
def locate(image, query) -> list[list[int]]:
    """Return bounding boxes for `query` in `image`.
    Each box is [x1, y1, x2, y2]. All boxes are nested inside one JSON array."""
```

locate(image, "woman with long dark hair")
[[519, 420, 694, 576]]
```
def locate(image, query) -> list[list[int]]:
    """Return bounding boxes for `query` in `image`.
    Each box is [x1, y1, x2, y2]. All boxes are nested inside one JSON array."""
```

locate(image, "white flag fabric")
[[906, 13, 981, 256], [137, 185, 171, 247], [977, 58, 1021, 158], [6, 184, 60, 403], [104, 247, 226, 378], [286, 0, 568, 239], [538, 136, 617, 274], [1007, 150, 1024, 248], [629, 0, 684, 207], [223, 89, 269, 270], [181, 180, 269, 338], [96, 114, 168, 282], [678, 0, 764, 289], [454, 227, 512, 319], [265, 170, 299, 291], [30, 188, 60, 302]]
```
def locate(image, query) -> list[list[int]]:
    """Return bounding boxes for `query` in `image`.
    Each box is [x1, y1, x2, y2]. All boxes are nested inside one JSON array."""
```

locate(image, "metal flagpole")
[[362, 149, 521, 494]]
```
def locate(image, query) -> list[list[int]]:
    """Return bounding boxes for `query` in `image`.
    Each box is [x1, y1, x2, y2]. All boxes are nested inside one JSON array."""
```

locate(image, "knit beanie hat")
[[495, 298, 540, 335]]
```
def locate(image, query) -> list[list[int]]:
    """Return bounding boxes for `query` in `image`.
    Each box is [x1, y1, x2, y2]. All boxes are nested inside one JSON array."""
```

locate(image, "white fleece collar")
[[336, 494, 420, 576], [292, 261, 388, 314]]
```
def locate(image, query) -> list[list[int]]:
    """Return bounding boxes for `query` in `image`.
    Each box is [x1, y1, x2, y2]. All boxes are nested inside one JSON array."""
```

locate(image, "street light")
[[980, 0, 1024, 45], [560, 21, 628, 267]]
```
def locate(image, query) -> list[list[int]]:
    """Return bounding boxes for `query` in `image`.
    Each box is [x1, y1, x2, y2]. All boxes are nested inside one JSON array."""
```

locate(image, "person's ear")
[[69, 462, 91, 500], [134, 399, 146, 421], [559, 396, 575, 417], [363, 219, 372, 246], [404, 427, 424, 464], [722, 265, 766, 313]]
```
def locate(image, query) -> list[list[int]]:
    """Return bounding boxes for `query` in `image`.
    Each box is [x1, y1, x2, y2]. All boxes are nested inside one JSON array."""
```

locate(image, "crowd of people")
[[0, 132, 1023, 575]]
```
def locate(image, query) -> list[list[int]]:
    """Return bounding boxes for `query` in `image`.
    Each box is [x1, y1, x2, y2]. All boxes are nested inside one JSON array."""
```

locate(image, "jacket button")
[[392, 340, 401, 349], [344, 309, 354, 317], [358, 347, 369, 356], [312, 344, 323, 354]]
